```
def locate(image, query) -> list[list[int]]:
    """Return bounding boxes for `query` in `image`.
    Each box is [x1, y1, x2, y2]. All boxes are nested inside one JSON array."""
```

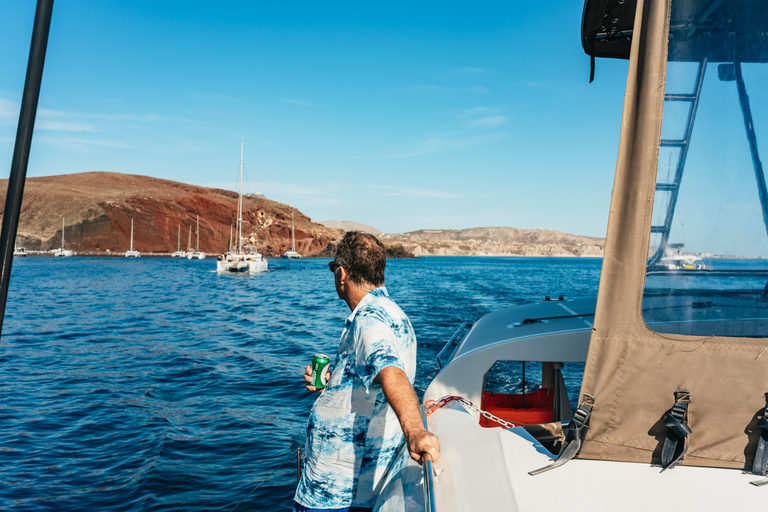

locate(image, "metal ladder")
[[649, 60, 707, 267]]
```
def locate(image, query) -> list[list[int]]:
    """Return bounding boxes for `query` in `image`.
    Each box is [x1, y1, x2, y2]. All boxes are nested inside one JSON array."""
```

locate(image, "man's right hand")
[[303, 365, 331, 392], [405, 428, 441, 465]]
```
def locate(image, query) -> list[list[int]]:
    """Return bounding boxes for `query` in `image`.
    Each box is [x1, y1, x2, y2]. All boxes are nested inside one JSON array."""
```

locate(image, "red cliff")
[[0, 172, 342, 256]]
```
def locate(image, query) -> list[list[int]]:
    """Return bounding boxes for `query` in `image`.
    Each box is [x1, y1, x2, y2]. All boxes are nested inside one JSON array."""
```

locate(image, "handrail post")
[[421, 405, 436, 512]]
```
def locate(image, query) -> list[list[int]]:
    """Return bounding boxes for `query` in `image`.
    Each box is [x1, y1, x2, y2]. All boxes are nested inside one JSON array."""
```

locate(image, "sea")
[[0, 255, 602, 511]]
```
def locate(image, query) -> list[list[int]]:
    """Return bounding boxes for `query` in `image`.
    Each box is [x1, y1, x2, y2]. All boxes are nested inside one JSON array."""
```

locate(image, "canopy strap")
[[660, 390, 692, 471], [529, 394, 594, 476], [752, 402, 768, 477]]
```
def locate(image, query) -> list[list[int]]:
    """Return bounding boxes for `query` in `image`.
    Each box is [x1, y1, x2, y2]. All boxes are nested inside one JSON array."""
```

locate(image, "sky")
[[0, 1, 630, 237]]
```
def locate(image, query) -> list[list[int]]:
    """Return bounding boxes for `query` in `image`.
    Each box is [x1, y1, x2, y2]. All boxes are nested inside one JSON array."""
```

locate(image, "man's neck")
[[345, 282, 377, 311]]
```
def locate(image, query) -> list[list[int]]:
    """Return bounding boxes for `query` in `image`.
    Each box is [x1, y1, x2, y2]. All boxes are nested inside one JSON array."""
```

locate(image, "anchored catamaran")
[[217, 143, 268, 273], [125, 219, 140, 257], [187, 215, 205, 260], [282, 210, 301, 259], [171, 224, 185, 257], [52, 217, 73, 257]]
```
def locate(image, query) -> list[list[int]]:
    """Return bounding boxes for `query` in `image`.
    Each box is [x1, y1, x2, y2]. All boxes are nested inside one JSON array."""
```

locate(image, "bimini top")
[[583, 0, 768, 63]]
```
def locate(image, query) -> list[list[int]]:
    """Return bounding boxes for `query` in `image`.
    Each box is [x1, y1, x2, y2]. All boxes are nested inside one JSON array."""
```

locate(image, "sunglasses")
[[328, 261, 342, 273]]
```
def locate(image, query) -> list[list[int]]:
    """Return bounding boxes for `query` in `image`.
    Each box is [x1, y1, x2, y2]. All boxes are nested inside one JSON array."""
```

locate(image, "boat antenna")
[[238, 142, 244, 255], [0, 0, 54, 336]]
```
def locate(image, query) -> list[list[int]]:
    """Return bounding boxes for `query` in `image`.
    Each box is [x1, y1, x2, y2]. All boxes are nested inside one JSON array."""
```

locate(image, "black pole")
[[0, 0, 54, 336], [735, 61, 768, 239]]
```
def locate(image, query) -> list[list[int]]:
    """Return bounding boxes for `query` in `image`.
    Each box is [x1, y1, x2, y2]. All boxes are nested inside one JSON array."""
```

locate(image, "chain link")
[[424, 395, 518, 429]]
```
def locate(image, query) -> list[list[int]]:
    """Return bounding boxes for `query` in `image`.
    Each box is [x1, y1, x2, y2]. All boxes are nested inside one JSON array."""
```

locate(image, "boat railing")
[[436, 322, 472, 370], [420, 405, 436, 512]]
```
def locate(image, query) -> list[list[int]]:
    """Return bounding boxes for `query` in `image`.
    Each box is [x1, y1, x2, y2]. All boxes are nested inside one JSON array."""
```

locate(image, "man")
[[293, 231, 440, 512]]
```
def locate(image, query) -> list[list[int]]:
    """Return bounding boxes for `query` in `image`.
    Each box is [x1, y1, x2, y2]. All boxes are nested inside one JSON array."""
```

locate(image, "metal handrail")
[[435, 322, 472, 370], [420, 405, 436, 512]]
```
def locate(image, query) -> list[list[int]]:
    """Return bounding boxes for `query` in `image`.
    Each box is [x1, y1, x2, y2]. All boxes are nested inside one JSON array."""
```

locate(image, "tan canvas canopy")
[[577, 0, 768, 470]]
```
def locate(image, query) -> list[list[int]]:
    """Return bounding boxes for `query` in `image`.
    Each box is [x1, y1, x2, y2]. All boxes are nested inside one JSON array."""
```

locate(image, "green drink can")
[[310, 354, 331, 389]]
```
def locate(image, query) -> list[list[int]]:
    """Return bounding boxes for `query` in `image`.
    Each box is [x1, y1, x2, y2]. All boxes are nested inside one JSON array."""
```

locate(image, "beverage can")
[[310, 354, 331, 389]]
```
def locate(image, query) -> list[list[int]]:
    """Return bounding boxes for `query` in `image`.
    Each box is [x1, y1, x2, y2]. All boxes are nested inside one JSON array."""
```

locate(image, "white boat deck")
[[377, 402, 765, 511]]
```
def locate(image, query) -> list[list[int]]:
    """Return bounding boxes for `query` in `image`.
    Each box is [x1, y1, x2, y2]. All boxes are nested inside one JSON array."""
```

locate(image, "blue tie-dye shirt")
[[295, 286, 417, 509]]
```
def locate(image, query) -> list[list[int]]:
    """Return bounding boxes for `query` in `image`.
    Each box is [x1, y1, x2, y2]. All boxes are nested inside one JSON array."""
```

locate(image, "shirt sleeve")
[[353, 308, 405, 392]]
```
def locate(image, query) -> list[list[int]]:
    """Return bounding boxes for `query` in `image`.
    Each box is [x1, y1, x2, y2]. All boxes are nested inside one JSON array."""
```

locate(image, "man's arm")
[[375, 366, 440, 465]]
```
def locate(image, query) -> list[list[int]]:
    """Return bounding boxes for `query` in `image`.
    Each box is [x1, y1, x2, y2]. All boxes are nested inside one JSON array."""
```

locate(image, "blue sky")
[[0, 1, 630, 236]]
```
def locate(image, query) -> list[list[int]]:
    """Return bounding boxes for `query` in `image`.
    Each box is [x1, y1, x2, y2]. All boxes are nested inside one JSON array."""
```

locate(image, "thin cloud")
[[469, 115, 507, 127], [35, 134, 135, 152], [390, 131, 507, 158], [206, 180, 346, 198], [373, 185, 461, 199], [0, 98, 18, 125]]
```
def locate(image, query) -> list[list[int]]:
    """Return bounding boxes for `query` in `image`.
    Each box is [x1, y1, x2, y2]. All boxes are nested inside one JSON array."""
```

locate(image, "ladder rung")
[[660, 140, 687, 147], [665, 93, 697, 101]]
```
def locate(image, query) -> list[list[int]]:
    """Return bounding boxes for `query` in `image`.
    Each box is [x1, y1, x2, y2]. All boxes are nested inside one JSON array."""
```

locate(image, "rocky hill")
[[0, 172, 342, 256], [319, 220, 382, 235], [381, 227, 604, 257]]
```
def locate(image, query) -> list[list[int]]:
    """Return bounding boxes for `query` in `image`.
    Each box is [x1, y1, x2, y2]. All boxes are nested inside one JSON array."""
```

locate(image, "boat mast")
[[229, 224, 233, 253], [291, 210, 295, 251], [177, 224, 180, 252], [196, 215, 200, 252], [238, 142, 244, 255], [188, 225, 192, 252], [61, 217, 64, 250], [130, 219, 134, 252]]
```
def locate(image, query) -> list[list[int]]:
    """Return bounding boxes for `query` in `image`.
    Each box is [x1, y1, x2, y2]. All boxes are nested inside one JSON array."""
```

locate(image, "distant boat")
[[282, 210, 302, 259], [171, 224, 186, 257], [53, 217, 73, 257], [187, 215, 205, 260], [13, 245, 27, 257], [125, 219, 140, 257], [217, 143, 268, 273]]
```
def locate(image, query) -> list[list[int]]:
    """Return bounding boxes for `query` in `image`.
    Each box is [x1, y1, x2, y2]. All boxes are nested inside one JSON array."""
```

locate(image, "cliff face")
[[0, 172, 342, 256], [381, 227, 605, 257]]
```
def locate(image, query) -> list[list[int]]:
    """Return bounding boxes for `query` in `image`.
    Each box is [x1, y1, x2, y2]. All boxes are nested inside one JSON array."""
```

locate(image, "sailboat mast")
[[291, 210, 295, 251], [61, 217, 64, 250], [130, 219, 134, 252], [177, 225, 180, 252], [238, 142, 244, 255], [229, 224, 233, 253], [196, 215, 200, 251], [188, 225, 192, 251]]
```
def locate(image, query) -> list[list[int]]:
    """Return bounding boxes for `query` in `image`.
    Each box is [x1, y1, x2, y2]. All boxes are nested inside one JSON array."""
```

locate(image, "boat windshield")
[[643, 0, 768, 337]]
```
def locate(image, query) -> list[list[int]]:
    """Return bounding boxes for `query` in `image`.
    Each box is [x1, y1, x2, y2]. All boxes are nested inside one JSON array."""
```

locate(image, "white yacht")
[[13, 245, 27, 257], [125, 219, 140, 258], [53, 217, 73, 257], [187, 215, 205, 260], [282, 210, 302, 259], [375, 1, 768, 510], [171, 224, 186, 257], [217, 143, 268, 273]]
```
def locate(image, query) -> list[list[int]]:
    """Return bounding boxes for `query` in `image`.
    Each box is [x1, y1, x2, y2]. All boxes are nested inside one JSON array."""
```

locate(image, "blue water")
[[0, 256, 602, 511]]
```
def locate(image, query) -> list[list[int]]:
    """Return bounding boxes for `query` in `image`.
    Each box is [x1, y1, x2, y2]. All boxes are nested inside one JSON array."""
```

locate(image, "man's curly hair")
[[334, 231, 386, 287]]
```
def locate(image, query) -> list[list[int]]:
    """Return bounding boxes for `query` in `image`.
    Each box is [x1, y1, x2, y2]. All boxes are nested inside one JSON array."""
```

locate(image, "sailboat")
[[282, 210, 301, 259], [217, 143, 268, 273], [375, 1, 768, 510], [187, 215, 205, 259], [171, 224, 186, 257], [52, 217, 73, 257], [125, 219, 140, 257]]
